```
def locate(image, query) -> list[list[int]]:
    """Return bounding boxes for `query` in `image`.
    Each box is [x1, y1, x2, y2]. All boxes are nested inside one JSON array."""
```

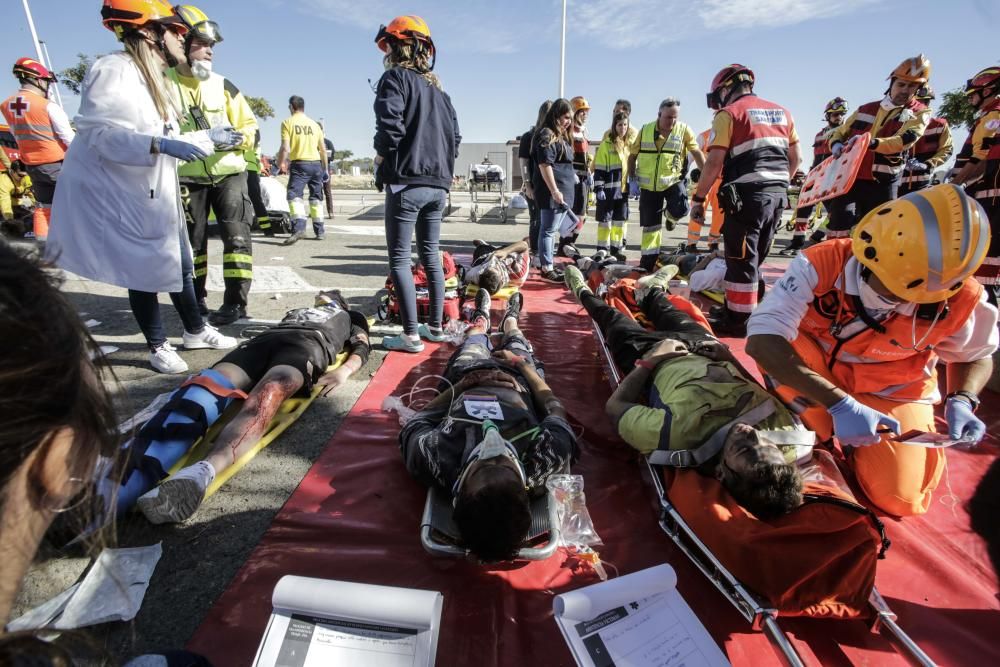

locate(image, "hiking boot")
[[564, 265, 591, 303], [183, 323, 238, 350], [707, 312, 748, 338], [137, 461, 215, 524], [637, 263, 680, 290], [610, 247, 627, 262], [207, 303, 247, 327], [779, 237, 805, 256], [149, 342, 188, 374], [282, 231, 305, 246]]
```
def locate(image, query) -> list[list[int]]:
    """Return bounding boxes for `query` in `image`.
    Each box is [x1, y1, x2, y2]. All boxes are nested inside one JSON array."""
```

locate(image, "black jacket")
[[373, 66, 461, 190]]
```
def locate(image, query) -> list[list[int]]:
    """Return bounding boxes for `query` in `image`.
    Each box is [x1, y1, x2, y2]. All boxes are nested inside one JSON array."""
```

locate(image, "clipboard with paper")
[[553, 564, 730, 667]]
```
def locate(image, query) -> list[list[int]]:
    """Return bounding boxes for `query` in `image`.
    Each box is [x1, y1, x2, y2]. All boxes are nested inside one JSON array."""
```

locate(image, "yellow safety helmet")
[[853, 184, 990, 304], [173, 4, 223, 45], [570, 96, 591, 113], [888, 54, 931, 84]]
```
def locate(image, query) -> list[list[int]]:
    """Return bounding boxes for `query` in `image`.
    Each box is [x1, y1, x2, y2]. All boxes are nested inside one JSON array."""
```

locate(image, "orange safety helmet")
[[707, 64, 754, 109], [12, 57, 55, 82], [888, 54, 931, 84], [375, 15, 433, 53], [101, 0, 185, 40], [570, 96, 591, 113], [853, 184, 990, 304], [964, 66, 1000, 102], [824, 96, 848, 117]]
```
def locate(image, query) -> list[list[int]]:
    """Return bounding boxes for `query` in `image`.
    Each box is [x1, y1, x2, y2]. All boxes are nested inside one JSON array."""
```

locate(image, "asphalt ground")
[[13, 189, 796, 660]]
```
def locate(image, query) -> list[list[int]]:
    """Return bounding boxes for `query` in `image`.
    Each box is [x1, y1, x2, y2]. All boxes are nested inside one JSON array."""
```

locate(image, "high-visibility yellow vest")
[[169, 70, 248, 182], [636, 121, 690, 192]]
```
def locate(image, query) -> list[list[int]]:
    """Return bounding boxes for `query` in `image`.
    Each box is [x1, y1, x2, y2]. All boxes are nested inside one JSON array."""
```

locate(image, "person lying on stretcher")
[[464, 238, 530, 296], [657, 247, 726, 293], [564, 264, 806, 519], [399, 289, 578, 561], [118, 291, 370, 525]]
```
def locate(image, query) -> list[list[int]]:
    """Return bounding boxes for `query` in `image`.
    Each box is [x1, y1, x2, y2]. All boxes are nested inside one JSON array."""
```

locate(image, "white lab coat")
[[47, 52, 208, 293]]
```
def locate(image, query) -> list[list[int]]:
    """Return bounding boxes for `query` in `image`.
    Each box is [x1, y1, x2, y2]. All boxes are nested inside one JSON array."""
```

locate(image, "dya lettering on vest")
[[294, 126, 314, 135]]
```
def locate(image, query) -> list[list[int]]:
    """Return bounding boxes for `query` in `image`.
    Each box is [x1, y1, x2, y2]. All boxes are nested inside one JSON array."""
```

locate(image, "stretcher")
[[797, 132, 870, 209], [167, 353, 347, 499], [420, 487, 560, 561], [588, 314, 935, 667], [468, 162, 507, 223]]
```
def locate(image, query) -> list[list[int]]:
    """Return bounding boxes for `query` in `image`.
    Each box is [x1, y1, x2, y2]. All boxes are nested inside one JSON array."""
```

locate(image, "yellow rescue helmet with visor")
[[852, 184, 990, 304], [173, 5, 223, 45]]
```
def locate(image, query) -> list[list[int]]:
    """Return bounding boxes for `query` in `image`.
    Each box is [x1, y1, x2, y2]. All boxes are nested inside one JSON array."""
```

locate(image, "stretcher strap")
[[648, 399, 775, 467], [181, 373, 249, 401]]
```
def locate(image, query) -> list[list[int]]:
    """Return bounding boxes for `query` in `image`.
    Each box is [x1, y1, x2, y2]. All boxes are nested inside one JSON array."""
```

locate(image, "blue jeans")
[[385, 185, 446, 335], [128, 223, 204, 348], [537, 207, 569, 270]]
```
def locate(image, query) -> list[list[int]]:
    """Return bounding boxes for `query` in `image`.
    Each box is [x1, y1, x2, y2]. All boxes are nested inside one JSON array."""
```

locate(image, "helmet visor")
[[190, 20, 223, 44]]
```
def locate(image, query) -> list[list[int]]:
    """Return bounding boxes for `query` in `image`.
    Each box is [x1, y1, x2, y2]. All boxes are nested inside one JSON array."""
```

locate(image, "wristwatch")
[[946, 390, 980, 412]]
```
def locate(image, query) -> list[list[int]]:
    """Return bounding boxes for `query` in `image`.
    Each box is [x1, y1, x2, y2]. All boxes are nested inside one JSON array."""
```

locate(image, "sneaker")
[[502, 291, 523, 323], [208, 303, 247, 326], [558, 243, 580, 259], [282, 231, 305, 246], [417, 323, 448, 342], [563, 265, 591, 303], [149, 342, 188, 374], [540, 268, 564, 283], [707, 313, 748, 338], [475, 286, 492, 317], [611, 248, 627, 262], [183, 323, 238, 350], [683, 243, 698, 254], [383, 333, 425, 353], [137, 461, 215, 524], [636, 263, 681, 295], [197, 298, 210, 317], [602, 264, 640, 282], [592, 249, 609, 262]]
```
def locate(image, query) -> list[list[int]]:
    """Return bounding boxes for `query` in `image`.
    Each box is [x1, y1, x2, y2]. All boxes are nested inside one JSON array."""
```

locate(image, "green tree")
[[333, 149, 353, 170], [245, 96, 274, 120], [59, 53, 98, 95], [938, 87, 977, 131]]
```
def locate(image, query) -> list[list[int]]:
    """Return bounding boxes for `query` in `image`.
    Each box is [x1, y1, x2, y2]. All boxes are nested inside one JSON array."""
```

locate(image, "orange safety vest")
[[798, 239, 982, 401], [1, 90, 65, 166], [843, 99, 927, 184]]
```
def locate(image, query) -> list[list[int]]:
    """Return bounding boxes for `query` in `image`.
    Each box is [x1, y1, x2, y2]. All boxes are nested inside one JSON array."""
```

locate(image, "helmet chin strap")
[[150, 24, 179, 68]]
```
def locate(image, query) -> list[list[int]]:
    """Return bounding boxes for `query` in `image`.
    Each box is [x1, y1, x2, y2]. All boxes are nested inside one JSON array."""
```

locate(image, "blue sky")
[[4, 0, 998, 159]]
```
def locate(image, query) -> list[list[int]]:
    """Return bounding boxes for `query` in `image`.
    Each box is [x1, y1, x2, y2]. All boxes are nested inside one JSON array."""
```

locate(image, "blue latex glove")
[[827, 395, 900, 447], [208, 126, 243, 150], [945, 396, 986, 444], [906, 158, 929, 173], [596, 188, 606, 202], [830, 142, 845, 158], [612, 187, 622, 200], [628, 178, 640, 198], [322, 171, 330, 184], [159, 138, 210, 162]]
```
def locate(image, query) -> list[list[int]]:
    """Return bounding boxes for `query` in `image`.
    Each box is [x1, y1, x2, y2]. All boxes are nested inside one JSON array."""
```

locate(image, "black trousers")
[[182, 172, 254, 307], [721, 189, 786, 320], [826, 178, 897, 235], [527, 194, 540, 254], [245, 170, 269, 231], [580, 289, 713, 372]]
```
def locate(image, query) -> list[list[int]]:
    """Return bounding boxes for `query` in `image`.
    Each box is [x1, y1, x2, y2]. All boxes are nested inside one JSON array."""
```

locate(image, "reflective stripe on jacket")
[[636, 121, 690, 192], [812, 125, 837, 169], [1, 90, 65, 166], [798, 239, 982, 401], [832, 99, 930, 183], [593, 137, 627, 191], [720, 94, 793, 189], [901, 117, 953, 188], [169, 70, 255, 182]]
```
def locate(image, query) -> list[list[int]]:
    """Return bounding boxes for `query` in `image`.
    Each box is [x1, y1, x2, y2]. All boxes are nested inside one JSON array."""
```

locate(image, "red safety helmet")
[[965, 66, 1000, 104], [375, 15, 433, 53], [707, 64, 754, 110], [824, 96, 848, 118], [101, 0, 186, 40], [12, 57, 55, 82]]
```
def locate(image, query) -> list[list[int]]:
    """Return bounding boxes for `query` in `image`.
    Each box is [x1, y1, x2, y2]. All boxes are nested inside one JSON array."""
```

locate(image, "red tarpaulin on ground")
[[188, 270, 999, 666]]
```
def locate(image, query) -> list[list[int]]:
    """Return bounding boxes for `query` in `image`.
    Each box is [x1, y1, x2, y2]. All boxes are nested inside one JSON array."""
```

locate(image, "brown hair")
[[535, 98, 573, 150], [606, 111, 631, 152], [383, 38, 441, 89]]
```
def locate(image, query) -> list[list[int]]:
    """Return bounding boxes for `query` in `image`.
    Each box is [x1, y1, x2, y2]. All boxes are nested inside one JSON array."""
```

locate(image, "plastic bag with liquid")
[[545, 474, 603, 549]]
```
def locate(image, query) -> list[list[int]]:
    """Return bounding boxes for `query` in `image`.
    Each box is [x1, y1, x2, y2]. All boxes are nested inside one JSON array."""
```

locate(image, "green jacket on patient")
[[617, 355, 799, 461]]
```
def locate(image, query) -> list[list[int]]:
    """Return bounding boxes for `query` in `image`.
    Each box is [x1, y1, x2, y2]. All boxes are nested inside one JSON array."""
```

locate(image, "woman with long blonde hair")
[[46, 0, 237, 375]]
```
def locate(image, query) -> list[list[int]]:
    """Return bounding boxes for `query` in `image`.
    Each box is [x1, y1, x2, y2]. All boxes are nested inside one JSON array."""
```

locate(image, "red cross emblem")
[[8, 96, 29, 118]]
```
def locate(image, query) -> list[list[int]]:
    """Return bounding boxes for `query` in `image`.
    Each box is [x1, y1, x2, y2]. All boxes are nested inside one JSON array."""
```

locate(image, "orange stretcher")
[[797, 132, 870, 209], [588, 299, 935, 666]]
